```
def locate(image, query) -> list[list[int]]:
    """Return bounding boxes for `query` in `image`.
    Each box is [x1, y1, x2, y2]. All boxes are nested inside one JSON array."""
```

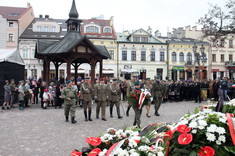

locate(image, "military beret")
[[67, 79, 72, 84], [99, 78, 104, 81], [146, 78, 150, 80]]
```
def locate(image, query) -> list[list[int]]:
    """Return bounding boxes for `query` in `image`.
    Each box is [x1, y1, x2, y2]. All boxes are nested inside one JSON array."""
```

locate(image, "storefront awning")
[[211, 69, 219, 72], [172, 66, 184, 71], [103, 69, 114, 74], [121, 69, 138, 73], [71, 68, 85, 73]]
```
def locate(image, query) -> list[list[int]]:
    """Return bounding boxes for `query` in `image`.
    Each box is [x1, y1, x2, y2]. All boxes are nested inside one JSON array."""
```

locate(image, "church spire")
[[66, 0, 82, 32], [69, 0, 78, 18]]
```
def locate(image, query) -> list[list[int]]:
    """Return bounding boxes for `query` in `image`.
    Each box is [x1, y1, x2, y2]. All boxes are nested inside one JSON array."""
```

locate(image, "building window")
[[212, 54, 216, 62], [22, 47, 28, 59], [51, 27, 56, 32], [172, 52, 177, 62], [31, 49, 35, 58], [229, 39, 234, 48], [9, 22, 13, 27], [211, 41, 217, 47], [109, 50, 114, 60], [187, 52, 192, 62], [59, 69, 65, 78], [110, 42, 113, 44], [37, 26, 42, 31], [100, 41, 104, 44], [86, 26, 99, 33], [133, 37, 140, 42], [122, 51, 127, 61], [141, 37, 148, 42], [179, 52, 184, 62], [220, 40, 225, 47], [221, 54, 224, 62], [131, 51, 136, 61], [8, 33, 13, 42], [229, 54, 233, 61], [44, 26, 48, 32], [103, 27, 112, 33], [160, 52, 165, 61], [150, 51, 155, 61], [141, 51, 146, 61]]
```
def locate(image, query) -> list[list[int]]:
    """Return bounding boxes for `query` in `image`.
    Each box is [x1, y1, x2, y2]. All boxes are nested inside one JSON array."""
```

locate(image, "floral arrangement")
[[71, 124, 170, 156], [24, 90, 32, 97], [168, 110, 234, 156], [127, 89, 151, 108]]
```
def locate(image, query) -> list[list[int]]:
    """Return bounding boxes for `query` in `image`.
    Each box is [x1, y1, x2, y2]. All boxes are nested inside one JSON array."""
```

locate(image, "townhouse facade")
[[0, 3, 34, 49], [117, 29, 167, 80]]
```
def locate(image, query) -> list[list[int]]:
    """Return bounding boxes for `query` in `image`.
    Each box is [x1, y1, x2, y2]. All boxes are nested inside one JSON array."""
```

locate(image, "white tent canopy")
[[0, 49, 25, 65]]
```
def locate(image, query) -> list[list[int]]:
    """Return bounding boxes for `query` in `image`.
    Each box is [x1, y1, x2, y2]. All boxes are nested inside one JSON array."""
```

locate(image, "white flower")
[[216, 140, 222, 145], [198, 125, 205, 130], [129, 149, 136, 154], [216, 127, 226, 135], [207, 124, 217, 133], [218, 135, 226, 143], [189, 121, 198, 128], [98, 149, 108, 156], [198, 120, 207, 126], [206, 133, 216, 142], [219, 118, 226, 123], [114, 148, 129, 156], [125, 130, 134, 136], [130, 152, 139, 156], [141, 136, 150, 144], [138, 145, 151, 152], [157, 151, 165, 156], [128, 139, 138, 148], [191, 129, 197, 134]]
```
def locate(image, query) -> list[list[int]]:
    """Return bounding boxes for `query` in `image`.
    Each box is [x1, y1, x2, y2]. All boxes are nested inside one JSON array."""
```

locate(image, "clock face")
[[227, 113, 235, 145]]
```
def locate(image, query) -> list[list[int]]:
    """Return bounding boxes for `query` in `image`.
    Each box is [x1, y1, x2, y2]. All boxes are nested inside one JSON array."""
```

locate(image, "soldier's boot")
[[71, 117, 77, 124], [117, 107, 123, 119], [126, 106, 131, 117], [110, 106, 113, 118], [133, 119, 137, 126], [88, 110, 93, 121], [84, 111, 88, 122], [155, 111, 160, 116], [65, 116, 69, 122]]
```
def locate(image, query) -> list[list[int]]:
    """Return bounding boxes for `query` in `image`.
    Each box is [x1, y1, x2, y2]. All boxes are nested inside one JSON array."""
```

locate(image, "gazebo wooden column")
[[72, 63, 80, 84], [53, 62, 62, 81], [67, 60, 72, 80], [99, 60, 103, 78], [43, 57, 50, 83], [90, 59, 96, 87]]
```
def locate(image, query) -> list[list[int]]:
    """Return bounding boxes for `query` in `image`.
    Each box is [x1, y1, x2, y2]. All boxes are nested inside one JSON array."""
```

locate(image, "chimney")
[[154, 30, 161, 37], [147, 26, 152, 34], [27, 2, 31, 8], [167, 32, 172, 38], [39, 14, 43, 18], [45, 15, 49, 19], [192, 26, 197, 31]]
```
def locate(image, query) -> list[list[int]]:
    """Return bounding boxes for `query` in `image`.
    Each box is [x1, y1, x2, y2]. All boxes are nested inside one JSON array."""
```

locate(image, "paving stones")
[[0, 101, 203, 156]]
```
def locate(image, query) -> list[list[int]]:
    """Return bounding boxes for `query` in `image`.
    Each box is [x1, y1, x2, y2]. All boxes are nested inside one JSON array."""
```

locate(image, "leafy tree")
[[198, 0, 235, 39]]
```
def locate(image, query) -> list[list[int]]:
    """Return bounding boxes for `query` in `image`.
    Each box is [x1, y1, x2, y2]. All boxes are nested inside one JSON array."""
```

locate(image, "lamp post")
[[193, 43, 207, 80], [28, 64, 31, 79]]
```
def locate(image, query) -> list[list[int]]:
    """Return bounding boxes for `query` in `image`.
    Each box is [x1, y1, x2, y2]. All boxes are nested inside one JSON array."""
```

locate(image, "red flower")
[[178, 133, 193, 145], [177, 125, 191, 134], [165, 130, 173, 139], [88, 148, 101, 156], [136, 97, 139, 100], [198, 146, 215, 156], [137, 92, 140, 95], [132, 94, 136, 97], [71, 150, 82, 156], [86, 137, 101, 146]]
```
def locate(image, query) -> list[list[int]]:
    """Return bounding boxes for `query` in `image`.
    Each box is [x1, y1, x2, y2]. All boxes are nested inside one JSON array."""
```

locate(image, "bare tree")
[[198, 0, 235, 40]]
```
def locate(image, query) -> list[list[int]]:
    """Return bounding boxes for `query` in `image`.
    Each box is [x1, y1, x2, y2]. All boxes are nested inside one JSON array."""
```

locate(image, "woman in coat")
[[18, 80, 25, 110], [2, 80, 11, 110]]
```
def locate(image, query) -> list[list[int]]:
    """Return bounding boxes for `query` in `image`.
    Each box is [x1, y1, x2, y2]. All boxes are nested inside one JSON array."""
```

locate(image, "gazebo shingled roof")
[[35, 0, 111, 85]]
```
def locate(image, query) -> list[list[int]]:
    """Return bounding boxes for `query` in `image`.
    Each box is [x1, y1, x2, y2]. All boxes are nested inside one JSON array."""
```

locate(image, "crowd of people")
[[2, 75, 233, 126]]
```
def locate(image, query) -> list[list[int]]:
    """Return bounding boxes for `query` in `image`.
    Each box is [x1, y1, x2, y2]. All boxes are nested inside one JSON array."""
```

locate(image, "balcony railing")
[[185, 61, 194, 66], [225, 61, 235, 66]]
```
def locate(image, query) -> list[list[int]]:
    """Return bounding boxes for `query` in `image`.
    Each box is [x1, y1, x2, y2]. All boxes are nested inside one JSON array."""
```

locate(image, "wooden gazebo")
[[35, 0, 110, 84]]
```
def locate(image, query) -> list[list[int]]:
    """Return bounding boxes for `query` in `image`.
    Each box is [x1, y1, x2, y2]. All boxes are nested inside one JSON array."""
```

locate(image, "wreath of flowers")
[[127, 89, 151, 108]]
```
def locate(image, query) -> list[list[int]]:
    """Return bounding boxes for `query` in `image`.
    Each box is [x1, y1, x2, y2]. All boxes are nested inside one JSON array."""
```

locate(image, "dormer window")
[[142, 37, 148, 42], [103, 27, 112, 33], [133, 36, 148, 42], [133, 37, 140, 42], [86, 26, 99, 33]]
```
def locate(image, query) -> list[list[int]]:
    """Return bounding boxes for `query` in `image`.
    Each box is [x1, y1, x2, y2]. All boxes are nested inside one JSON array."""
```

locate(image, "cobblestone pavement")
[[0, 100, 206, 156]]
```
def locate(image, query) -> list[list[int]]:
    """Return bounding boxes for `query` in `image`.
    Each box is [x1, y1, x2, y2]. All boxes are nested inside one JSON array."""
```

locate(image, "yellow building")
[[160, 37, 210, 81]]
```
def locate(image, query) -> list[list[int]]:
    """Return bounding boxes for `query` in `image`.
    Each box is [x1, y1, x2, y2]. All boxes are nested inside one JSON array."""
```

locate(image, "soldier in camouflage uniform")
[[152, 76, 164, 116], [94, 78, 108, 121], [126, 76, 139, 116], [108, 78, 122, 119], [61, 80, 78, 124], [80, 77, 93, 121], [143, 78, 152, 117], [9, 79, 17, 108]]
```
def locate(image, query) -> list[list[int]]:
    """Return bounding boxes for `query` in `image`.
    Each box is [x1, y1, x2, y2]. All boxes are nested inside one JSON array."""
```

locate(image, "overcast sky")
[[0, 0, 226, 36]]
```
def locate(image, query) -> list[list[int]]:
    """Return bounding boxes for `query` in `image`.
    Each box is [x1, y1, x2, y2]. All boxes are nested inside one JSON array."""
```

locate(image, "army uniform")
[[61, 82, 78, 123], [94, 80, 108, 121], [144, 81, 152, 118], [80, 80, 93, 121], [126, 80, 137, 116], [152, 80, 164, 116], [108, 80, 122, 119], [9, 81, 17, 108]]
